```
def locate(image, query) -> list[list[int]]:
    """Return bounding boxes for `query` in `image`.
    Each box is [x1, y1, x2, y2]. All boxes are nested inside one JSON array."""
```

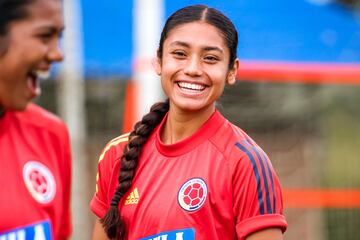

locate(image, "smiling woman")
[[90, 4, 287, 240], [0, 0, 72, 239], [0, 0, 64, 111]]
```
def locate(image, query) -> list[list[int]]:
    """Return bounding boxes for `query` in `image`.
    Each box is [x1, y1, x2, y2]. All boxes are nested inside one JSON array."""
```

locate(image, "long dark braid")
[[101, 100, 170, 239]]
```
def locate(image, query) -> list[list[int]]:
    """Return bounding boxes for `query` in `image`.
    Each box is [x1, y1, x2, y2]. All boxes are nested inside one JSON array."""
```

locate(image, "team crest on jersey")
[[23, 161, 56, 204], [178, 178, 207, 212]]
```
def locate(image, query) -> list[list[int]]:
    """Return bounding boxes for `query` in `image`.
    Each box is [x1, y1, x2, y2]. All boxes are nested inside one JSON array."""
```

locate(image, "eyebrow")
[[203, 46, 223, 53], [170, 41, 224, 53], [35, 25, 65, 34], [170, 41, 189, 48]]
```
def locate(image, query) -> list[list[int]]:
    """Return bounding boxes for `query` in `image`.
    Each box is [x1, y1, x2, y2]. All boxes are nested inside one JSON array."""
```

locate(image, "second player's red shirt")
[[0, 103, 72, 239]]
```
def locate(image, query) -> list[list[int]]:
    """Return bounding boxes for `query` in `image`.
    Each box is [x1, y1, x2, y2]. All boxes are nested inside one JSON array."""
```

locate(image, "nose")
[[47, 40, 64, 63], [183, 56, 202, 76]]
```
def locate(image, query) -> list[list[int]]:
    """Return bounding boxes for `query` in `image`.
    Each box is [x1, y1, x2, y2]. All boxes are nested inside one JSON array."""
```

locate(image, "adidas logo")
[[125, 187, 140, 205]]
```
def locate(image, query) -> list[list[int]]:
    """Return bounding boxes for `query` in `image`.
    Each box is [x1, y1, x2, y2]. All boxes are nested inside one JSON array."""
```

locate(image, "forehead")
[[165, 21, 227, 50], [22, 0, 63, 26]]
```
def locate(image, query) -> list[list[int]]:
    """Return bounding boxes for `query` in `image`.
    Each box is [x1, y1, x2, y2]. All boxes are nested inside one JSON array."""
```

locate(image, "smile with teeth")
[[177, 82, 206, 92], [27, 70, 50, 97], [33, 70, 50, 80]]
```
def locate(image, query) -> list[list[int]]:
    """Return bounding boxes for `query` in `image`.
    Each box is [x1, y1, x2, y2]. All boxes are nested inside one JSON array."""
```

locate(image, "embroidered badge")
[[178, 178, 207, 212], [23, 161, 56, 204]]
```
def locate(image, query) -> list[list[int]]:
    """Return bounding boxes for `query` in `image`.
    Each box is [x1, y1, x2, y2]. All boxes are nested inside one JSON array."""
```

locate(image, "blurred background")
[[34, 0, 360, 239]]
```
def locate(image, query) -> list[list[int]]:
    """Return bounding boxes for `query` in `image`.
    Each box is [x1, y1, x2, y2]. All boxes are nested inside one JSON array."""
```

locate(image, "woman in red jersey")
[[91, 5, 287, 240], [0, 0, 72, 239]]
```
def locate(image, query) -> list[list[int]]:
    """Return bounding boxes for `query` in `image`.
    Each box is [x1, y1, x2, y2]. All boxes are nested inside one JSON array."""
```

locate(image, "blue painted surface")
[[80, 0, 133, 77], [78, 0, 360, 78]]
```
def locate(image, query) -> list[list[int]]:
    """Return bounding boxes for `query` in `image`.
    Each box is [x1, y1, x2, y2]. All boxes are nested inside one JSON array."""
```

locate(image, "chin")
[[176, 103, 209, 113]]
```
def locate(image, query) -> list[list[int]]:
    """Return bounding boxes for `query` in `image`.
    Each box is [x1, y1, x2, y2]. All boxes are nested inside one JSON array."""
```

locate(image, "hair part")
[[157, 4, 238, 69]]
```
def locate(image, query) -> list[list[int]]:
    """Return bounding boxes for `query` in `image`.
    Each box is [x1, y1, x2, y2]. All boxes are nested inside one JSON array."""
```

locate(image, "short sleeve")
[[232, 140, 287, 239], [90, 136, 127, 218], [58, 122, 72, 240]]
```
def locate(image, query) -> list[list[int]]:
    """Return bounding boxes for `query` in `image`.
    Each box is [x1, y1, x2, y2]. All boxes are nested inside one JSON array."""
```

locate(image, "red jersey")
[[91, 110, 287, 240], [0, 103, 72, 240]]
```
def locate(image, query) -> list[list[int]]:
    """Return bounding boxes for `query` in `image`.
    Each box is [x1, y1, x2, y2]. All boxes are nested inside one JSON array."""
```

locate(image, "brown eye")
[[204, 55, 219, 63], [172, 51, 186, 58], [38, 33, 53, 43]]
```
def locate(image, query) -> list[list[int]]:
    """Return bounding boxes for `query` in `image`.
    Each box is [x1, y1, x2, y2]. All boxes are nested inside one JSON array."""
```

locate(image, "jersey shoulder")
[[209, 119, 250, 155], [209, 118, 265, 170], [98, 133, 130, 166], [15, 103, 68, 135]]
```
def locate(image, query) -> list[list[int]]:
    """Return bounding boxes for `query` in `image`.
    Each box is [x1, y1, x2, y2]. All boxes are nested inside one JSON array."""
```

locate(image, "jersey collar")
[[155, 110, 225, 157]]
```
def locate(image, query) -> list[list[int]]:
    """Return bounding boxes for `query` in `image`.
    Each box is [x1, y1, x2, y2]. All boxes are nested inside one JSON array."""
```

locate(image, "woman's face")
[[0, 0, 64, 111], [155, 21, 238, 115]]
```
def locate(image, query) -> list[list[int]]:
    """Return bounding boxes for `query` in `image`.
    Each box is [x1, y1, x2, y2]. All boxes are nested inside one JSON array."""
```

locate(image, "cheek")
[[13, 37, 46, 58], [160, 78, 172, 98], [159, 61, 178, 81], [208, 67, 228, 86], [161, 59, 175, 72], [0, 40, 9, 56], [0, 74, 18, 102]]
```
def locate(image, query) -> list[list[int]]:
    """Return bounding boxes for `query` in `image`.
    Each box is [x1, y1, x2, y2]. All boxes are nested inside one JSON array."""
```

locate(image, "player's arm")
[[245, 228, 283, 240], [90, 135, 129, 240], [92, 219, 108, 240], [231, 140, 287, 239], [59, 122, 72, 240]]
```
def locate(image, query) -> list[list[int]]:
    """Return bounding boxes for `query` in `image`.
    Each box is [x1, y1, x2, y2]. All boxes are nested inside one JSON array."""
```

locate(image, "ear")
[[226, 58, 240, 85], [152, 56, 162, 76]]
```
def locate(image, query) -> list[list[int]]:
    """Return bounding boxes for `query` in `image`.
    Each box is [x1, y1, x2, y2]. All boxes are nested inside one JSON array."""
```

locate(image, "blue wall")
[[79, 0, 360, 78]]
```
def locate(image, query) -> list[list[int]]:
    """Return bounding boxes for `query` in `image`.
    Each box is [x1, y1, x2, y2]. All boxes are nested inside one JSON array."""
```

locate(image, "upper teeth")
[[178, 82, 205, 91], [35, 70, 50, 80]]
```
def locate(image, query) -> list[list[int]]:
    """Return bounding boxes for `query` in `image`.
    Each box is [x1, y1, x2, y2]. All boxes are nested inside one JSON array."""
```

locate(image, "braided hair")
[[101, 100, 169, 239], [101, 4, 238, 239]]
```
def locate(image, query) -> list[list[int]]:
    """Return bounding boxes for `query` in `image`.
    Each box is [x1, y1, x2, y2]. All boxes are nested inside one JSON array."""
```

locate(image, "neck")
[[161, 105, 215, 144], [0, 107, 4, 118]]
